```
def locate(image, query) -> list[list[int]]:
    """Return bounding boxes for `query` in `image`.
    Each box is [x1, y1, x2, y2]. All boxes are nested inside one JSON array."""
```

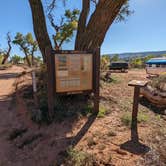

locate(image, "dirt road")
[[0, 67, 164, 166], [0, 66, 26, 165]]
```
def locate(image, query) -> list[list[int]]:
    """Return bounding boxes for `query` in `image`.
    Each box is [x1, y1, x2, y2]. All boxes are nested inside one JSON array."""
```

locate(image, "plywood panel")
[[55, 54, 93, 93]]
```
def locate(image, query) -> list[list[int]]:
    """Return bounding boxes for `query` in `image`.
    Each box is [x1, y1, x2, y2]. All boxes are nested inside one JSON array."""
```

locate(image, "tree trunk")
[[29, 0, 55, 118], [29, 0, 53, 62], [2, 53, 10, 64], [25, 53, 31, 67], [75, 0, 126, 51], [2, 33, 12, 64], [75, 0, 90, 50]]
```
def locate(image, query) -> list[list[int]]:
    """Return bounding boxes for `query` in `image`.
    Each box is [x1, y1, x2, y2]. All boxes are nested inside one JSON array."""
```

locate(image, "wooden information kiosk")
[[52, 49, 100, 113], [55, 53, 93, 93]]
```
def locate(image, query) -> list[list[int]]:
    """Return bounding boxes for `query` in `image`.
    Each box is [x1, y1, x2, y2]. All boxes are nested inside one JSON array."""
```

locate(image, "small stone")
[[115, 148, 128, 155]]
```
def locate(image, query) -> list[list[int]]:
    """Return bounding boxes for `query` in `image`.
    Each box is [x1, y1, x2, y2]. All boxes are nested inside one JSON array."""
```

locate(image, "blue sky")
[[0, 0, 166, 57]]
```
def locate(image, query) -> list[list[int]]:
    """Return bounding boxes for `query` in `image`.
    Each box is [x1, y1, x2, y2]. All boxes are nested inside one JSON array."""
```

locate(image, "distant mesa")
[[104, 50, 166, 60]]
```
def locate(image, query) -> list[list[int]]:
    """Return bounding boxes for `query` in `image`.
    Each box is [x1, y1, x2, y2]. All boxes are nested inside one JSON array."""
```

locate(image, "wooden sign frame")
[[51, 49, 100, 113], [53, 50, 94, 94]]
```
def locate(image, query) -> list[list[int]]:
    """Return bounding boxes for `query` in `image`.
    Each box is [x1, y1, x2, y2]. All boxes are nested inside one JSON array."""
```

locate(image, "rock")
[[115, 148, 128, 155]]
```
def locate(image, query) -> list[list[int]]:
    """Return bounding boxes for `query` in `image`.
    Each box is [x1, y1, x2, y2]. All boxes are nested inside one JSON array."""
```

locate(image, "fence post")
[[45, 47, 55, 119], [93, 47, 100, 113]]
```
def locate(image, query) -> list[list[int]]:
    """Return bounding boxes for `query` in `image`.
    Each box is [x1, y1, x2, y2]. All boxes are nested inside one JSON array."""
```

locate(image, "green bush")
[[121, 112, 149, 127], [150, 75, 166, 92], [63, 148, 97, 166], [97, 106, 108, 118]]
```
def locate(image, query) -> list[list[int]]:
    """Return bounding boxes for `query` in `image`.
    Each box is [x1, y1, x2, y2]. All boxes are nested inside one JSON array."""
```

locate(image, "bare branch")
[[1, 32, 12, 64]]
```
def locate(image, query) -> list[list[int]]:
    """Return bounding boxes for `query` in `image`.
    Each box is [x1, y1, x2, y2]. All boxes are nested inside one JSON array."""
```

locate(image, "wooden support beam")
[[93, 47, 100, 113], [128, 80, 148, 142], [45, 47, 55, 120]]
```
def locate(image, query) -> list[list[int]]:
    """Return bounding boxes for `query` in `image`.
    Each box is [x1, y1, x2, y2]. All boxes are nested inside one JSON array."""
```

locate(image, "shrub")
[[87, 137, 97, 147], [107, 131, 117, 137], [63, 148, 97, 166], [150, 74, 166, 92], [97, 106, 108, 118], [121, 112, 149, 127]]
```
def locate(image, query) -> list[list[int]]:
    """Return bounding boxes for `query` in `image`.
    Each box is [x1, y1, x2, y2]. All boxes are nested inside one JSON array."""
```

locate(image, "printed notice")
[[69, 55, 80, 71], [57, 71, 68, 77]]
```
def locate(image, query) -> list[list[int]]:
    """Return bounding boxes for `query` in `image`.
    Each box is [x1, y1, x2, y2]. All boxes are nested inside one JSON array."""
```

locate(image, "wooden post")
[[93, 47, 100, 113], [131, 86, 140, 142], [45, 47, 55, 119], [128, 80, 148, 142]]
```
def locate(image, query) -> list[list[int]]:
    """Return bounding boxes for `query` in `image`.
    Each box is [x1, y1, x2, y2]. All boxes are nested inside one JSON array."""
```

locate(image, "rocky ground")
[[0, 66, 165, 166]]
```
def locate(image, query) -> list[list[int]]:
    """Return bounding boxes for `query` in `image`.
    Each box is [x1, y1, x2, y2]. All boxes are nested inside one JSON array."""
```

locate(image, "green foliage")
[[150, 74, 166, 92], [110, 54, 119, 62], [63, 148, 97, 166], [11, 55, 23, 64], [49, 9, 80, 49], [83, 105, 93, 116], [0, 54, 3, 64], [101, 55, 110, 70], [97, 106, 108, 118], [130, 54, 156, 68], [130, 57, 143, 68], [13, 32, 38, 66], [116, 0, 133, 22], [121, 112, 149, 127]]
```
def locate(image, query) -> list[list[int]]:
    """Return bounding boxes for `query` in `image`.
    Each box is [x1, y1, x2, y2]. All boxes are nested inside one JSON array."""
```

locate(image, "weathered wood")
[[93, 47, 100, 113], [131, 86, 140, 142], [128, 80, 148, 87], [140, 87, 166, 107], [29, 0, 55, 119], [128, 80, 148, 142], [54, 53, 93, 93], [45, 47, 55, 119]]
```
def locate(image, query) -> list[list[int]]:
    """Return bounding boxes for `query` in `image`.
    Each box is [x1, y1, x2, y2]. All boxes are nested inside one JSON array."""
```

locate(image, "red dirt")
[[0, 67, 165, 166]]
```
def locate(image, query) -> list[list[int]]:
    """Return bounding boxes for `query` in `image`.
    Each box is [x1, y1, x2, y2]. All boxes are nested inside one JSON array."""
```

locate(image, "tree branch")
[[76, 0, 127, 50], [29, 0, 53, 62], [1, 32, 12, 64], [75, 0, 90, 50]]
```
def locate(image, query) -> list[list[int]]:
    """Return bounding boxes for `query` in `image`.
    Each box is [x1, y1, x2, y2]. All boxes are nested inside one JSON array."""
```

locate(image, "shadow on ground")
[[120, 140, 150, 155], [0, 73, 19, 80]]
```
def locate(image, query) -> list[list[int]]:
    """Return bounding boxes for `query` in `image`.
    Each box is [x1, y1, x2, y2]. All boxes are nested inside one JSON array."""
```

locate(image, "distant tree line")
[[101, 54, 166, 70]]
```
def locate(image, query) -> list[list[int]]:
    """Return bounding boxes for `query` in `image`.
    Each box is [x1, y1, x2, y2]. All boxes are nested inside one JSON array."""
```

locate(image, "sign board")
[[55, 53, 93, 93]]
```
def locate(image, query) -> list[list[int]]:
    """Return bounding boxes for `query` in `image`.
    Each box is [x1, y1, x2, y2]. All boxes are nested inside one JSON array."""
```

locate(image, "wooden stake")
[[45, 47, 54, 119], [93, 47, 100, 113], [128, 80, 148, 142]]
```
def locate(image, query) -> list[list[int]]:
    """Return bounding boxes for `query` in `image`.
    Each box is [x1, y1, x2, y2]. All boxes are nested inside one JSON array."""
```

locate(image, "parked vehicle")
[[146, 58, 166, 75], [109, 61, 129, 72]]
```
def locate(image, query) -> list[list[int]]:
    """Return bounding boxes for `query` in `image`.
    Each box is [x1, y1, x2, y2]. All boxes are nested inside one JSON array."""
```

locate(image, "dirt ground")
[[0, 66, 165, 166]]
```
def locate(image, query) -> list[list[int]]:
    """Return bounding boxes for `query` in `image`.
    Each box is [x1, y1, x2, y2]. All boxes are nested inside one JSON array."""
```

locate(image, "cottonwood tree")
[[13, 32, 38, 67], [11, 55, 23, 65], [1, 32, 12, 64], [48, 8, 80, 50], [13, 33, 38, 106], [28, 0, 131, 115], [29, 0, 131, 61]]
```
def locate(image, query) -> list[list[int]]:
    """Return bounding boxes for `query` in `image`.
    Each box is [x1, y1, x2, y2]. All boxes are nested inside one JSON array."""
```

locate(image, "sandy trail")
[[0, 66, 25, 166]]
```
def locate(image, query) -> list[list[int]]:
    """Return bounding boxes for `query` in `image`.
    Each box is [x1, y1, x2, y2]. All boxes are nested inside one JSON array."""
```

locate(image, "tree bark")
[[29, 0, 53, 62], [75, 0, 126, 51], [75, 0, 90, 50], [24, 51, 31, 67], [2, 33, 12, 64], [29, 0, 55, 118], [1, 49, 11, 64]]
